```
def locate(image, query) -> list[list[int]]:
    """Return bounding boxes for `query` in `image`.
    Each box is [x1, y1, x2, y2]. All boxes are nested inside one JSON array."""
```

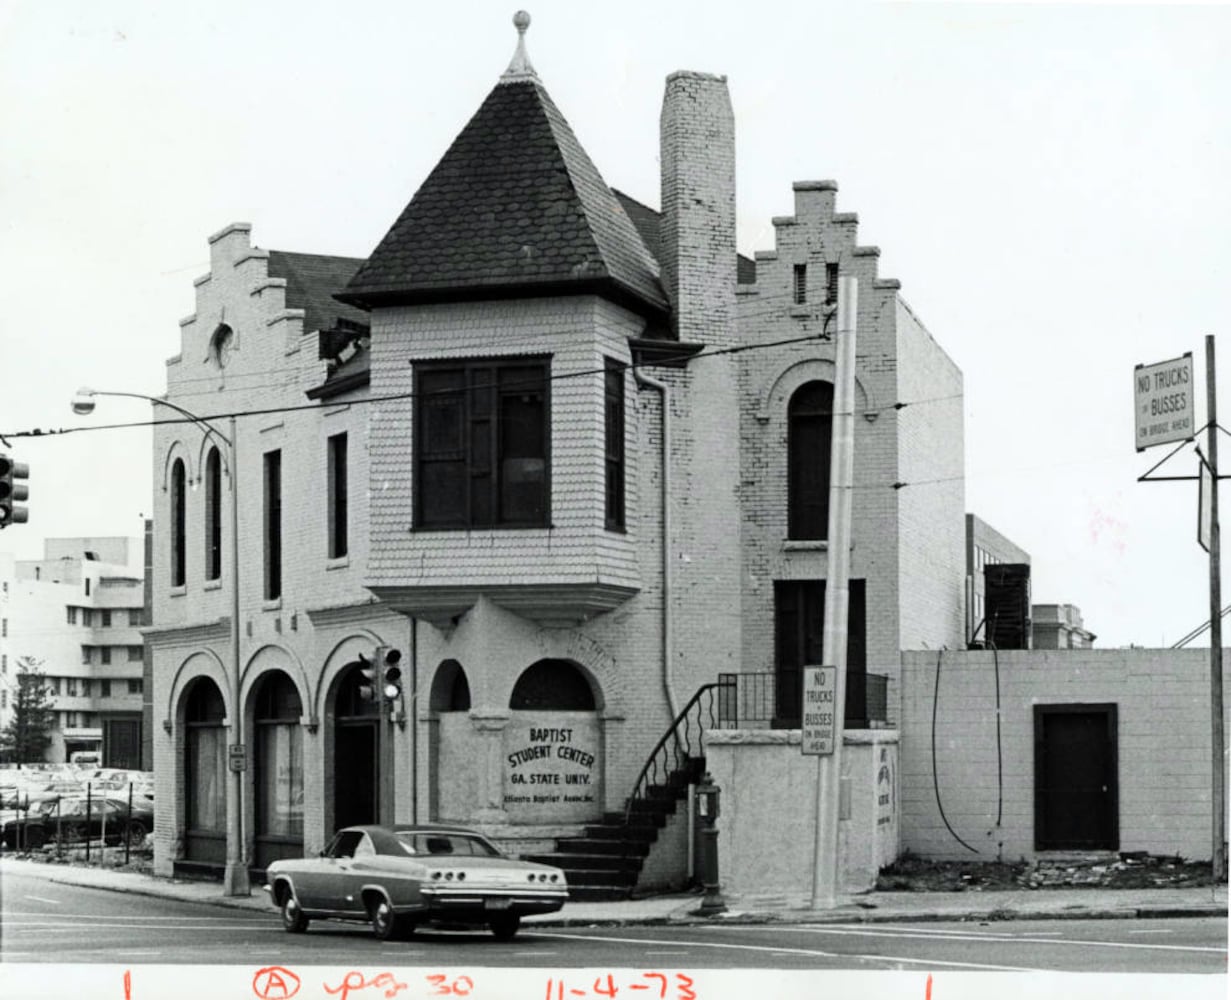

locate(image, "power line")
[[7, 330, 963, 441]]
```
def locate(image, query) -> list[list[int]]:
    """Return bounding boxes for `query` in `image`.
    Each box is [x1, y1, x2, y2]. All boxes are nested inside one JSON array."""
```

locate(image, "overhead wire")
[[1, 331, 966, 446]]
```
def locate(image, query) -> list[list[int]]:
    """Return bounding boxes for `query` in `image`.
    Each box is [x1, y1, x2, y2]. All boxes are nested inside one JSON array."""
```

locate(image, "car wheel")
[[24, 828, 46, 850], [280, 891, 310, 934], [489, 914, 520, 941], [123, 821, 147, 847], [370, 897, 403, 941]]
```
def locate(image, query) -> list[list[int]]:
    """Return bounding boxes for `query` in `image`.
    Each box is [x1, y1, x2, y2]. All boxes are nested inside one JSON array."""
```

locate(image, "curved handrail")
[[622, 678, 735, 826]]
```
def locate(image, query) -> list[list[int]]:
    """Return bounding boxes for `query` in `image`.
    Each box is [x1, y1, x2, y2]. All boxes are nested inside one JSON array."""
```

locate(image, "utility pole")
[[1205, 335, 1227, 882], [811, 275, 858, 909]]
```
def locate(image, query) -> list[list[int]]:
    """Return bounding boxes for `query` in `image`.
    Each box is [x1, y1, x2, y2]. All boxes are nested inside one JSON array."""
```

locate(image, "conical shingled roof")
[[337, 77, 668, 317]]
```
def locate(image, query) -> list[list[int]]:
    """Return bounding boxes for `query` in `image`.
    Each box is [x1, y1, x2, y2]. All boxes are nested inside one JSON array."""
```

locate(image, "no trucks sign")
[[1135, 354, 1195, 451], [801, 665, 838, 756]]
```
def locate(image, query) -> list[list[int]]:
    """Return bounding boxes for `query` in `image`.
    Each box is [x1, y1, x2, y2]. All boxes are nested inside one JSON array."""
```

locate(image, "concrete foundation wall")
[[705, 729, 899, 904]]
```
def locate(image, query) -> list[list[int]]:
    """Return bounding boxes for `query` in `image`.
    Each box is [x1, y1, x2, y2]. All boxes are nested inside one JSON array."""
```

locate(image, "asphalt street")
[[2, 867, 1225, 974]]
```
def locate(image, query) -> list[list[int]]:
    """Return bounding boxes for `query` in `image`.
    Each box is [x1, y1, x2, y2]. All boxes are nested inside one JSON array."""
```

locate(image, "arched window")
[[254, 672, 303, 862], [787, 381, 834, 540], [184, 677, 226, 862], [204, 448, 222, 582], [171, 458, 187, 586], [430, 660, 471, 713], [510, 659, 595, 711]]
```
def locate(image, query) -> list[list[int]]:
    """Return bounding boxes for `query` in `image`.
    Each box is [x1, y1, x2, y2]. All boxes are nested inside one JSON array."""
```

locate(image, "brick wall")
[[893, 297, 966, 655], [152, 223, 399, 872], [736, 181, 966, 719]]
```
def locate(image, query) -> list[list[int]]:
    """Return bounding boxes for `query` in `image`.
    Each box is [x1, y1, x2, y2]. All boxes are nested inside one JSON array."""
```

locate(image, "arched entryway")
[[428, 659, 472, 822], [333, 663, 379, 831], [504, 659, 603, 824], [183, 677, 227, 864], [252, 671, 304, 868]]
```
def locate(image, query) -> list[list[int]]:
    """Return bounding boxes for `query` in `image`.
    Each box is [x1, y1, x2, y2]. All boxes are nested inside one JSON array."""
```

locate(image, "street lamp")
[[72, 387, 249, 896]]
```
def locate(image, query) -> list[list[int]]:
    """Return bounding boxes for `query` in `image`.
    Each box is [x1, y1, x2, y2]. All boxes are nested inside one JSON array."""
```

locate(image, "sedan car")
[[1, 794, 153, 850], [264, 824, 568, 941]]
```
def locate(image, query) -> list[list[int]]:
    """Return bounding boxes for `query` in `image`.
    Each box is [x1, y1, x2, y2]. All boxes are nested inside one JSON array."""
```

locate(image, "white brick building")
[[149, 18, 969, 894]]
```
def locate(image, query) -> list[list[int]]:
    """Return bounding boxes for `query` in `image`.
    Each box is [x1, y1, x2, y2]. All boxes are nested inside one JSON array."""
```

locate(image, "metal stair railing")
[[623, 677, 736, 826]]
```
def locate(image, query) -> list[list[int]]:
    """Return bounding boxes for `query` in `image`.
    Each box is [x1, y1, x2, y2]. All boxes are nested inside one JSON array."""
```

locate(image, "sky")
[[1, 0, 1229, 650]]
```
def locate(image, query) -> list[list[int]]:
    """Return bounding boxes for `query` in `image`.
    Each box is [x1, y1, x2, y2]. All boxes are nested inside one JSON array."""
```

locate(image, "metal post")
[[1205, 335, 1227, 882], [223, 414, 249, 895], [125, 781, 133, 866], [379, 675, 390, 828], [811, 276, 858, 909], [70, 390, 248, 894], [85, 782, 91, 863]]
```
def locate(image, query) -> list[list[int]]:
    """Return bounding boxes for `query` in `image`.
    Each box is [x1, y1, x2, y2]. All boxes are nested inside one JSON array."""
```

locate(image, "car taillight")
[[444, 871, 455, 881], [549, 873, 559, 883], [457, 872, 466, 881], [431, 871, 442, 880]]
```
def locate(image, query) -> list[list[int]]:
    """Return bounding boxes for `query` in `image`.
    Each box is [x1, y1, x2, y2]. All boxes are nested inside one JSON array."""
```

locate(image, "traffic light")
[[375, 646, 403, 701], [357, 645, 403, 702], [0, 453, 29, 528]]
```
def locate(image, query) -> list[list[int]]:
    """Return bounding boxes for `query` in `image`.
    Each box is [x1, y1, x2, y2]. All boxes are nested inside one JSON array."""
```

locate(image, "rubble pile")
[[876, 852, 1219, 892]]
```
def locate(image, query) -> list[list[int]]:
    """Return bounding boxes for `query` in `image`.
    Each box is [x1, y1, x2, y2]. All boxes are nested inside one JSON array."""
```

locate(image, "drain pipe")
[[634, 369, 682, 723]]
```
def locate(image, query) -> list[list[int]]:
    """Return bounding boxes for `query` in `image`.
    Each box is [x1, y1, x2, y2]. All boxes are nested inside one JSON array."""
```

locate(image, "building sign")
[[800, 665, 837, 756], [1199, 452, 1213, 553], [502, 715, 601, 823], [228, 743, 247, 772], [1135, 354, 1194, 452]]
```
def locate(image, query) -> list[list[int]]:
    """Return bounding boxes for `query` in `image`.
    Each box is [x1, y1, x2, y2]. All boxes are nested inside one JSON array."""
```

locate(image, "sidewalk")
[[3, 855, 1225, 926]]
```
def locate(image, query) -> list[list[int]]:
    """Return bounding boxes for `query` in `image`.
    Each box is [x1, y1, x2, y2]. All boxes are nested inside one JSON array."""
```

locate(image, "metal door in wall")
[[1034, 704, 1118, 851]]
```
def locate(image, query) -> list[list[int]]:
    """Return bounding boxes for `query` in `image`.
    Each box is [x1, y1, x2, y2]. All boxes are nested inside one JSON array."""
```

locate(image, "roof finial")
[[501, 10, 538, 83]]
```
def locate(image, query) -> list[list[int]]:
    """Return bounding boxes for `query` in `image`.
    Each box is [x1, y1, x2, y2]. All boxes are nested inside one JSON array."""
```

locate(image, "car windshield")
[[392, 831, 503, 858]]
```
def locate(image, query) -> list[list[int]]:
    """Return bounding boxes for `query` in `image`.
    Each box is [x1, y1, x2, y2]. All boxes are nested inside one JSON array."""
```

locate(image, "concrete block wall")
[[899, 648, 1230, 862]]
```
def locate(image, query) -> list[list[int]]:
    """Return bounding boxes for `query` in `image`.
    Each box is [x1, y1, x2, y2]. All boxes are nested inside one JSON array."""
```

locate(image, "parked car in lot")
[[0, 779, 84, 810], [1, 794, 153, 850], [264, 824, 568, 941]]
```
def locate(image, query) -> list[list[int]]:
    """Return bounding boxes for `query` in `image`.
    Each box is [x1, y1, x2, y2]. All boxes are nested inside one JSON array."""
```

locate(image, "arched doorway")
[[333, 664, 379, 832], [253, 671, 304, 868], [183, 677, 227, 864]]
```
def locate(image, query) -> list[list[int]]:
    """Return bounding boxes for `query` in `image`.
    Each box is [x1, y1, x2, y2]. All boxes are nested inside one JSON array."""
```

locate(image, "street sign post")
[[1135, 354, 1194, 451], [801, 665, 838, 756]]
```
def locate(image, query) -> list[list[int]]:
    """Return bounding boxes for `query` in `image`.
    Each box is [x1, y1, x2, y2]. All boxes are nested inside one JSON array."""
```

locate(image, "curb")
[[17, 863, 1228, 928]]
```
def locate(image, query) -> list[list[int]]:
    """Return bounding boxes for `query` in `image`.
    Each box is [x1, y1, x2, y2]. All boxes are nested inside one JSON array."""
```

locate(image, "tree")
[[0, 657, 56, 764]]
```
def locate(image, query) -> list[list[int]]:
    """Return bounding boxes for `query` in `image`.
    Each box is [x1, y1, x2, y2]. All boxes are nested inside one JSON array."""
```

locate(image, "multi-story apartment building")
[[147, 17, 969, 888], [0, 537, 146, 766]]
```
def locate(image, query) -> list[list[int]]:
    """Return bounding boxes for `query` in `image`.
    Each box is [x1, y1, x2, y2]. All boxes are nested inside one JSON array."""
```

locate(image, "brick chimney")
[[659, 71, 736, 345]]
